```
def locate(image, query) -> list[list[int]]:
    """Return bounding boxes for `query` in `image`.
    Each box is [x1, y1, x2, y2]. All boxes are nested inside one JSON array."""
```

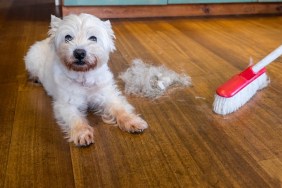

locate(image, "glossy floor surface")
[[1, 0, 282, 187]]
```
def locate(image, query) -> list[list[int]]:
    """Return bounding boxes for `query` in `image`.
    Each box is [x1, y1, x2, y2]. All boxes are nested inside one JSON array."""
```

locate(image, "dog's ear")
[[48, 15, 62, 37], [104, 20, 116, 52]]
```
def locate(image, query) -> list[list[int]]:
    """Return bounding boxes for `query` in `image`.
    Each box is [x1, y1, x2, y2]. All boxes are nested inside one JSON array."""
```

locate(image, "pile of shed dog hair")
[[119, 59, 192, 99]]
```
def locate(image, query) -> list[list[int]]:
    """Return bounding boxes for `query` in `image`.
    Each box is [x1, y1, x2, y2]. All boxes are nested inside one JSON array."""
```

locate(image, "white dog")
[[24, 13, 148, 146]]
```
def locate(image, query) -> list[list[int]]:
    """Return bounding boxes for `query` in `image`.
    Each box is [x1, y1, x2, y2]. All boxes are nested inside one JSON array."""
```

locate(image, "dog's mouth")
[[64, 59, 97, 72], [74, 60, 86, 66], [62, 55, 98, 72]]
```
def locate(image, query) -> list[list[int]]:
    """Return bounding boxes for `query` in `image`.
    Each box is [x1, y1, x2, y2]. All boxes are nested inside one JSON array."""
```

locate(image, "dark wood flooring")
[[1, 0, 282, 187]]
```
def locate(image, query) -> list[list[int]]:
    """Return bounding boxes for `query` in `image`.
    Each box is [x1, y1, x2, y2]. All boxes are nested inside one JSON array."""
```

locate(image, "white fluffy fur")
[[24, 14, 148, 146], [119, 59, 192, 99]]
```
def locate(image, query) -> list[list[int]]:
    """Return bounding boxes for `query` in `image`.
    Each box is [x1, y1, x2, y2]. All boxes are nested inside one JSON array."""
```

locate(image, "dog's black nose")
[[73, 49, 86, 60]]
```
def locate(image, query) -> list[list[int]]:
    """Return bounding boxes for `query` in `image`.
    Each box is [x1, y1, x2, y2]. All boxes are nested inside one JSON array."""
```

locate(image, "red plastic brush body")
[[216, 66, 266, 98]]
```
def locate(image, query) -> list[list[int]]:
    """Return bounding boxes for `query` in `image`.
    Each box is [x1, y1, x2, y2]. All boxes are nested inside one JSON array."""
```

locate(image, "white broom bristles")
[[213, 73, 270, 115]]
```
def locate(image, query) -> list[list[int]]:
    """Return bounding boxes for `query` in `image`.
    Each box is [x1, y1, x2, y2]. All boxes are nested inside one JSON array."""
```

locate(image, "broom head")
[[213, 66, 269, 115]]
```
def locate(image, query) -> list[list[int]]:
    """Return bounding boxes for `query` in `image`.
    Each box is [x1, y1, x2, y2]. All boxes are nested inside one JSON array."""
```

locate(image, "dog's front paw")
[[117, 114, 148, 133], [69, 124, 94, 147]]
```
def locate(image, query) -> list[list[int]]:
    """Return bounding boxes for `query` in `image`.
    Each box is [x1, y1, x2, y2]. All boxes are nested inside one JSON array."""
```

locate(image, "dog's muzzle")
[[62, 48, 97, 72]]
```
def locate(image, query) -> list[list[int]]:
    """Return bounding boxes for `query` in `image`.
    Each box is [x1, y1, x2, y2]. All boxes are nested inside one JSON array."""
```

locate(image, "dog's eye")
[[88, 36, 97, 42], [65, 35, 73, 43]]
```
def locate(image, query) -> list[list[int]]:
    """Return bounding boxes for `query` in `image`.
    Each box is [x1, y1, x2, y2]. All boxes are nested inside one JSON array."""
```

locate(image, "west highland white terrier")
[[24, 13, 148, 146]]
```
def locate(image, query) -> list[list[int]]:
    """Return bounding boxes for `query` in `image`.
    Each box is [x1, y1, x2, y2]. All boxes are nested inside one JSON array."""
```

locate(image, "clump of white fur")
[[119, 59, 192, 99]]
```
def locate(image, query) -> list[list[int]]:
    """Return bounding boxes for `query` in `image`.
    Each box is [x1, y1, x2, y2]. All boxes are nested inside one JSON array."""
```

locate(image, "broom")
[[213, 45, 282, 115]]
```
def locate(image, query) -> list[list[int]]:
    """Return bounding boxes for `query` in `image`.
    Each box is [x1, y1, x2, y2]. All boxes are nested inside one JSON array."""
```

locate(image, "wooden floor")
[[1, 0, 282, 187]]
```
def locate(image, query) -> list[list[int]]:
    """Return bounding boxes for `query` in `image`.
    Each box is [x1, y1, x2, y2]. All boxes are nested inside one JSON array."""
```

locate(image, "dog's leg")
[[115, 109, 148, 133], [53, 101, 94, 146], [103, 96, 148, 133]]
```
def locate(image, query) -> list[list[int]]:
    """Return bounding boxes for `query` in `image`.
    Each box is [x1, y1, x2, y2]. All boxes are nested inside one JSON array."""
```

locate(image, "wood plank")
[[168, 17, 282, 71], [117, 20, 237, 75], [0, 84, 18, 188], [4, 87, 75, 188], [62, 3, 282, 18]]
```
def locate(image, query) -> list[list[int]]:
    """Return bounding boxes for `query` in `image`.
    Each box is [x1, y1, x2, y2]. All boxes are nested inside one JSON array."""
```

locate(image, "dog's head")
[[49, 14, 116, 72]]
